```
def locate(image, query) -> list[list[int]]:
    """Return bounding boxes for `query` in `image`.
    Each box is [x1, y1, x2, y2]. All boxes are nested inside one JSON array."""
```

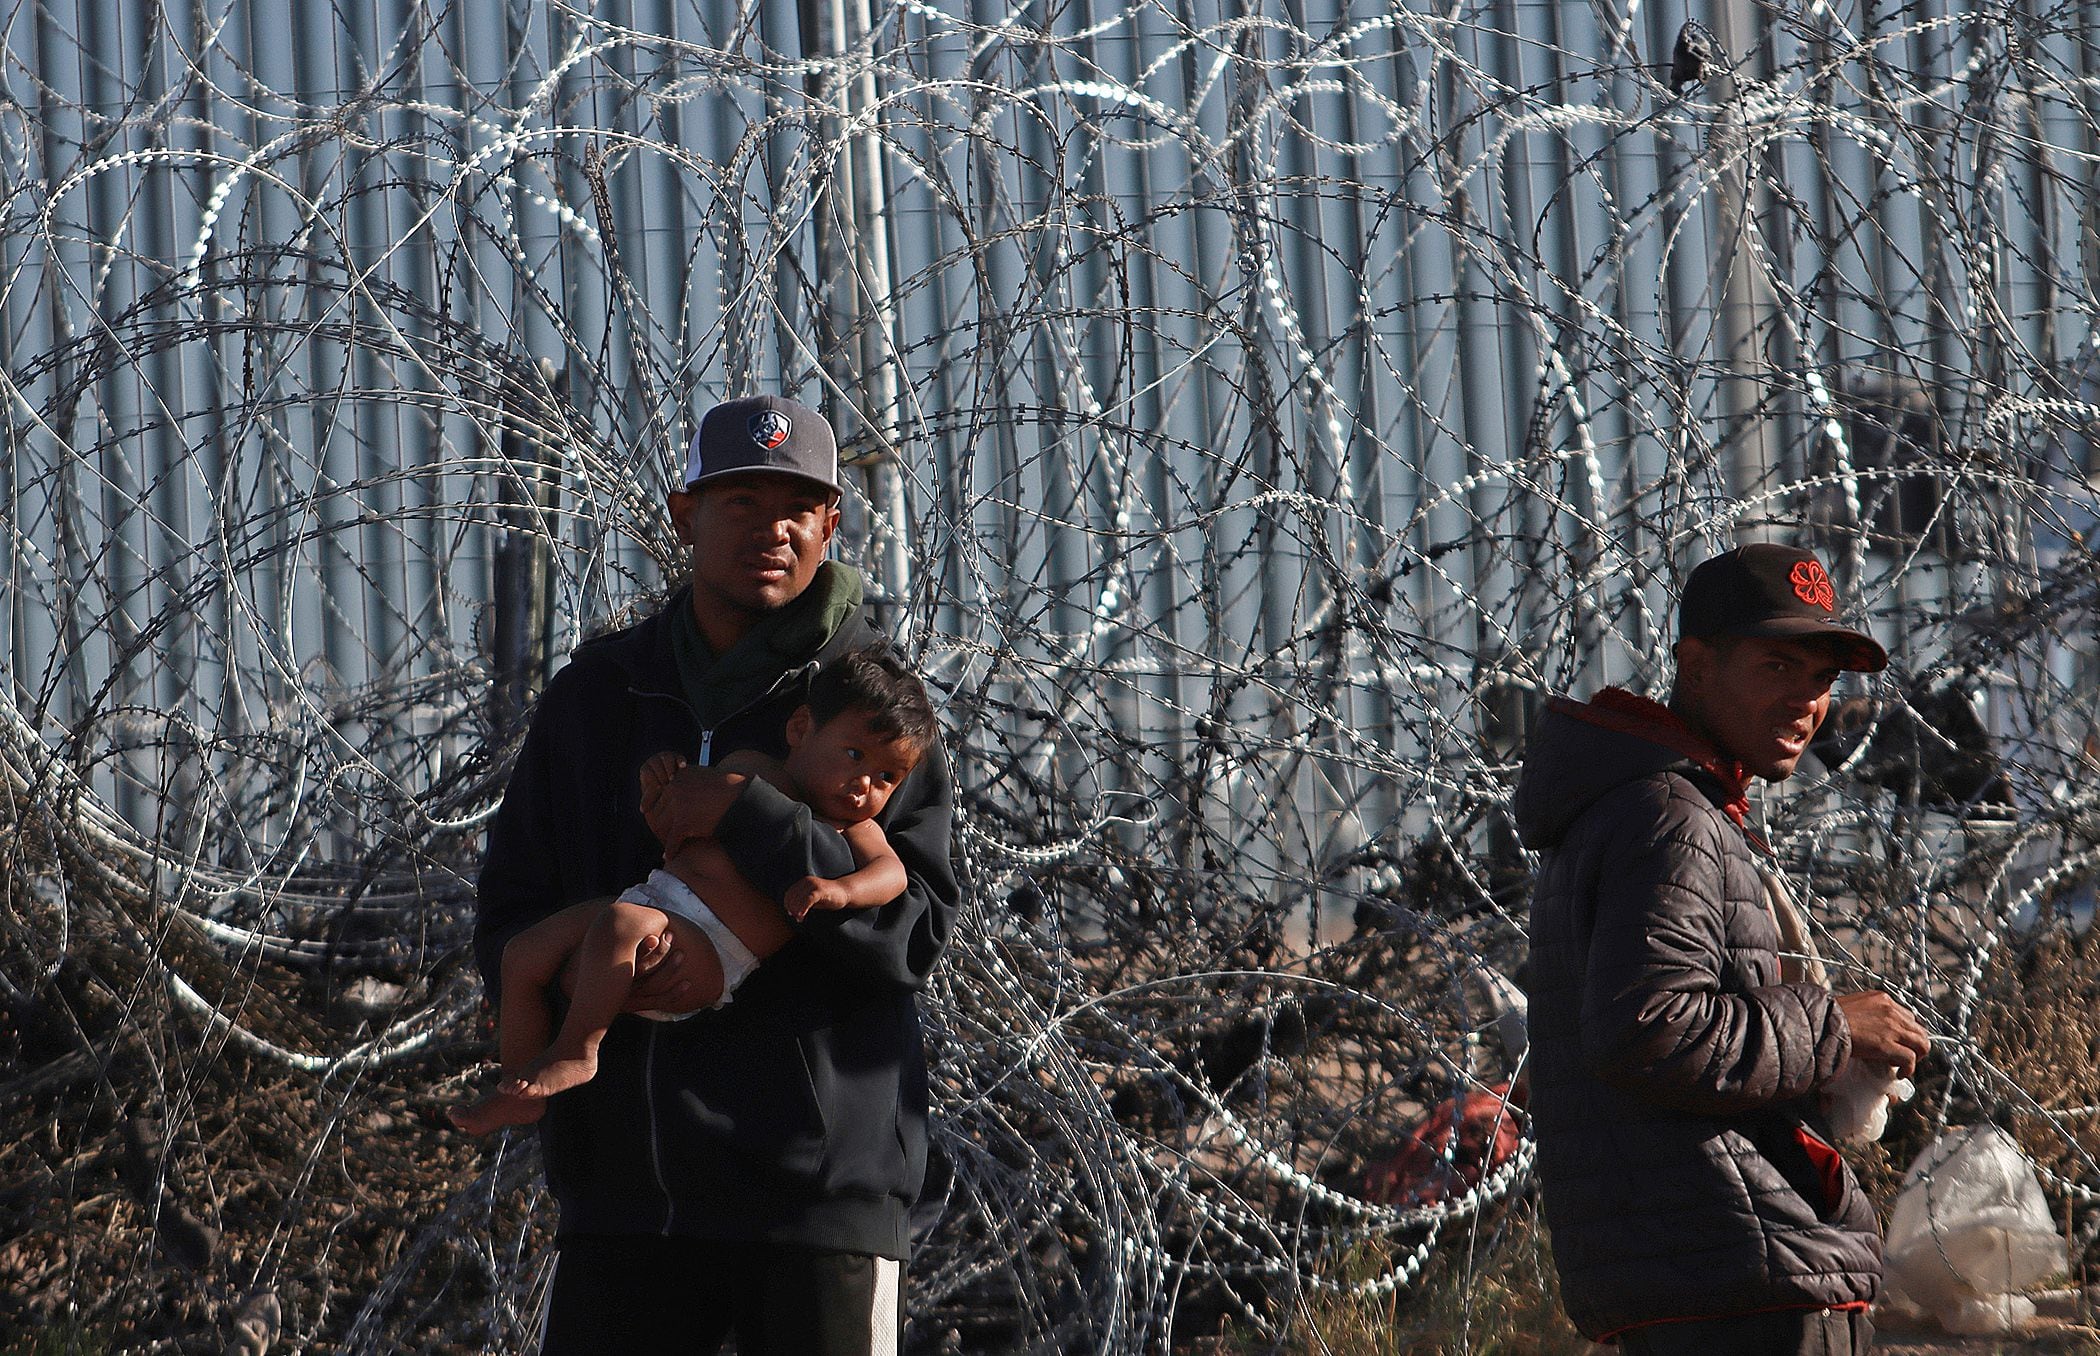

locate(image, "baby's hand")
[[786, 876, 849, 919]]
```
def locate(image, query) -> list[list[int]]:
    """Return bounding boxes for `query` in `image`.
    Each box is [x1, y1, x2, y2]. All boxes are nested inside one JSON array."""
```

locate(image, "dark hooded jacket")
[[473, 567, 958, 1259], [1515, 689, 1879, 1340]]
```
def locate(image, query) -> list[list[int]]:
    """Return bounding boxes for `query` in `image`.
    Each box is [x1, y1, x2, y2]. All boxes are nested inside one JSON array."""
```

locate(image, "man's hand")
[[641, 763, 749, 855], [625, 916, 726, 1015], [1836, 990, 1932, 1078], [557, 921, 674, 999]]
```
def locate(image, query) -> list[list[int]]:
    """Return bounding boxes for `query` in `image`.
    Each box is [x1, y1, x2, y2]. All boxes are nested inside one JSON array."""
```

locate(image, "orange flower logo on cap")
[[1790, 560, 1836, 611]]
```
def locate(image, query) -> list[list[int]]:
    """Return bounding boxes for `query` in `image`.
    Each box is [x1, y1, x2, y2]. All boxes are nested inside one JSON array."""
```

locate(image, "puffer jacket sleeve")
[[1579, 779, 1850, 1115]]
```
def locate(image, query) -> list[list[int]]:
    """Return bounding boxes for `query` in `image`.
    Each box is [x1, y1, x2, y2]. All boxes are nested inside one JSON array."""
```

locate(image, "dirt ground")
[[1874, 1309, 2100, 1355], [1877, 1333, 2100, 1355]]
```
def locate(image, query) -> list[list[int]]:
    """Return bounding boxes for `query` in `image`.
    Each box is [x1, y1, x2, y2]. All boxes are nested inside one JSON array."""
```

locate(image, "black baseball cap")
[[1678, 543, 1887, 672], [682, 394, 840, 496]]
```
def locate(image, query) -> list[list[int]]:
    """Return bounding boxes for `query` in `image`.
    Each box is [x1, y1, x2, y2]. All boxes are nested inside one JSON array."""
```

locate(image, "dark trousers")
[[541, 1233, 903, 1356], [1617, 1307, 1872, 1356]]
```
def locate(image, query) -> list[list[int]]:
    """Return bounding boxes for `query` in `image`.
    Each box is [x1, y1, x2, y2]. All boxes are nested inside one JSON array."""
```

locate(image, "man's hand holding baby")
[[624, 913, 725, 1016], [640, 753, 749, 859]]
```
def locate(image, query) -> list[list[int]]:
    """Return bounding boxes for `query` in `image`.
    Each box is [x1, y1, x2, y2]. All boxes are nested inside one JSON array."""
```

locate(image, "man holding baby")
[[473, 395, 958, 1355]]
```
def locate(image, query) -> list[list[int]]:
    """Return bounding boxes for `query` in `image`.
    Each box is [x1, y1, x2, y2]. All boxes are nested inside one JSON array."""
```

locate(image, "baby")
[[450, 648, 937, 1134]]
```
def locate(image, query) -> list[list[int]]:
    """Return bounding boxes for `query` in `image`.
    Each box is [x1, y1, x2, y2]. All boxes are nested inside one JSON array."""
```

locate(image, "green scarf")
[[668, 561, 865, 731]]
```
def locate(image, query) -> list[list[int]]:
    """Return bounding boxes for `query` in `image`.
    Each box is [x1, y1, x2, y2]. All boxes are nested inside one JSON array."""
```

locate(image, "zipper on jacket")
[[645, 1023, 673, 1232], [631, 659, 820, 764]]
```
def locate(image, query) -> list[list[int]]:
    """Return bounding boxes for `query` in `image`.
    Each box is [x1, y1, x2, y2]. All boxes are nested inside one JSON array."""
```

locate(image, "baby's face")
[[784, 707, 921, 823]]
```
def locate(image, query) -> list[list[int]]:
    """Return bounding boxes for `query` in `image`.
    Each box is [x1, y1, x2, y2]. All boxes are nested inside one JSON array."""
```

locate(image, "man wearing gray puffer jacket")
[[1517, 544, 1931, 1355]]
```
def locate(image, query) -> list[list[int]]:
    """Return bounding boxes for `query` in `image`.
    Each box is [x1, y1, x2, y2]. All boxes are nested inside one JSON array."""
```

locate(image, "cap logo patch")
[[1790, 560, 1836, 611], [748, 410, 792, 451]]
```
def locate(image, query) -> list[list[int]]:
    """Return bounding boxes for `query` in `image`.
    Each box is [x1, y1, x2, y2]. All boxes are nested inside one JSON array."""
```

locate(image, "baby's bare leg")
[[497, 902, 608, 1069], [450, 900, 613, 1134], [512, 899, 668, 1098], [661, 840, 797, 960]]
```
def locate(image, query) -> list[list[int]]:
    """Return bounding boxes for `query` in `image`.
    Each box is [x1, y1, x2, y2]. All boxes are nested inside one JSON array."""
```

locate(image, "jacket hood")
[[580, 563, 870, 694], [1513, 688, 1748, 850]]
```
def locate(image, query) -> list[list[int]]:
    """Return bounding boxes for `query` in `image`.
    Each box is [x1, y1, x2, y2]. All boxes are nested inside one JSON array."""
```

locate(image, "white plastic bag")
[[1822, 1062, 1913, 1145], [1883, 1124, 2064, 1334], [1941, 1291, 2037, 1336]]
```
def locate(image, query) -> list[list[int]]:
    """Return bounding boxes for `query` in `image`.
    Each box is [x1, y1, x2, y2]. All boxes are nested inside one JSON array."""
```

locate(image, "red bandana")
[[1566, 687, 1753, 826]]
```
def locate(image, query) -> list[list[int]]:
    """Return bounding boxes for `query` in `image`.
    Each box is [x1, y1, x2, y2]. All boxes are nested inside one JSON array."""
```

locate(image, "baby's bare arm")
[[785, 819, 907, 917]]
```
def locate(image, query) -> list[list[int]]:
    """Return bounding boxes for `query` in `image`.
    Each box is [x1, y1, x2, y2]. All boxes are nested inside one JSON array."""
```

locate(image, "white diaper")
[[620, 868, 760, 1018]]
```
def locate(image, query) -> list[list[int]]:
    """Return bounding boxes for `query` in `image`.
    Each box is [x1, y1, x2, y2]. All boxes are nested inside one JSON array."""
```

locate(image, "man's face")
[[667, 473, 840, 621], [1675, 634, 1846, 781], [783, 706, 922, 824]]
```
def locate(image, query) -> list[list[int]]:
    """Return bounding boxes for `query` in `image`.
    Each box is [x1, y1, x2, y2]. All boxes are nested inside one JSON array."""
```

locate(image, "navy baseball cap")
[[682, 395, 840, 496], [1679, 543, 1887, 672]]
